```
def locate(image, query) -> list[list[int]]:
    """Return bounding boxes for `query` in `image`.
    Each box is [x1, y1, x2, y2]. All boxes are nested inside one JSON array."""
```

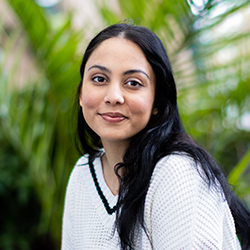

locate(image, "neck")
[[101, 140, 129, 195]]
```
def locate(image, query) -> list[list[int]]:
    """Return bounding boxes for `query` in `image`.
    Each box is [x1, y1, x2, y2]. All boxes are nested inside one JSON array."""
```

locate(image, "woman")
[[62, 23, 250, 249]]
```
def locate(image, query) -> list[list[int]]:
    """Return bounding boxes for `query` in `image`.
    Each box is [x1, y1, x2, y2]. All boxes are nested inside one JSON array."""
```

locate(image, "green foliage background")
[[0, 0, 250, 248]]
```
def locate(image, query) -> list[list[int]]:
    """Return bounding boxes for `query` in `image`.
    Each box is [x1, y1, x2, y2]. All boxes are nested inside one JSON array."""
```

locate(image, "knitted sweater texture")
[[61, 153, 241, 249]]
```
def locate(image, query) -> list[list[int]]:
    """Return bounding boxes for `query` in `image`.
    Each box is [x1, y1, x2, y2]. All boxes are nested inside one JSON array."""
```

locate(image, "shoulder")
[[75, 154, 89, 167], [145, 153, 228, 223], [73, 154, 89, 172], [151, 153, 202, 188], [63, 154, 92, 213], [148, 153, 223, 202], [144, 154, 238, 249], [66, 154, 90, 190]]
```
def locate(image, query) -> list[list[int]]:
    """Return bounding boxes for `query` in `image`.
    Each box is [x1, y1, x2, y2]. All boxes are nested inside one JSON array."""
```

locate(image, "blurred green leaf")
[[1, 0, 250, 248], [229, 148, 250, 185]]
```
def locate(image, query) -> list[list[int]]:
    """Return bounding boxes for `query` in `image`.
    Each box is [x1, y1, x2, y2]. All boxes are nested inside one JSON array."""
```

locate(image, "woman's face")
[[80, 37, 156, 145]]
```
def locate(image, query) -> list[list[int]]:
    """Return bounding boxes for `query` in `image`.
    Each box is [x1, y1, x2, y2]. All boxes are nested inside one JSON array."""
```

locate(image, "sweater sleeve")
[[144, 154, 240, 250], [61, 155, 89, 250], [61, 165, 77, 250]]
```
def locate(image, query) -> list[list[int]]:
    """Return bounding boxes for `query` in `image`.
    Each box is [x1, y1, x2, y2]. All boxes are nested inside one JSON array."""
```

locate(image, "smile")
[[99, 112, 128, 123]]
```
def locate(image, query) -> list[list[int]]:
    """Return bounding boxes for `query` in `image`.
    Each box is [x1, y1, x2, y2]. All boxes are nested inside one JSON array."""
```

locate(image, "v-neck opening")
[[89, 155, 118, 215], [95, 156, 118, 199]]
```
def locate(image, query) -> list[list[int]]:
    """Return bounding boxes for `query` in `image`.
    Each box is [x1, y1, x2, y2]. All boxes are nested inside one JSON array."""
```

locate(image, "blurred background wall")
[[0, 0, 250, 249]]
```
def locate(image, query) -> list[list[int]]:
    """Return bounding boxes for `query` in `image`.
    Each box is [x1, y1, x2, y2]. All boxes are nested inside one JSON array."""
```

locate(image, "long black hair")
[[75, 23, 250, 249]]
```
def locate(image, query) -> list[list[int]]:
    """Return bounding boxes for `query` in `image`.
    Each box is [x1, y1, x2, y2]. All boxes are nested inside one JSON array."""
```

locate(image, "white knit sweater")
[[61, 153, 241, 249]]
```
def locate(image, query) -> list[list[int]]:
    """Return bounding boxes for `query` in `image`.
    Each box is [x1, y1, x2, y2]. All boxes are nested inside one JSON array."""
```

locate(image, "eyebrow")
[[88, 65, 111, 74], [123, 69, 150, 80], [88, 65, 150, 80]]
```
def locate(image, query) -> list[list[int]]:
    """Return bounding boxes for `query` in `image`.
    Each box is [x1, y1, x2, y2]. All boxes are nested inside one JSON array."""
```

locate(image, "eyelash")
[[92, 76, 107, 83], [91, 75, 143, 88], [126, 80, 143, 87]]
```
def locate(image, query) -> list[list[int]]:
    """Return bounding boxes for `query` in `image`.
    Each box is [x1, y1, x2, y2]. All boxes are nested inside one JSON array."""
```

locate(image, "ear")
[[79, 87, 83, 107], [79, 95, 83, 107]]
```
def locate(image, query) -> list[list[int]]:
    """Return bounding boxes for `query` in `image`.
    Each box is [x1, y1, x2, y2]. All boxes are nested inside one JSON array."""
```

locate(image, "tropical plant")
[[1, 0, 83, 248], [0, 0, 249, 249]]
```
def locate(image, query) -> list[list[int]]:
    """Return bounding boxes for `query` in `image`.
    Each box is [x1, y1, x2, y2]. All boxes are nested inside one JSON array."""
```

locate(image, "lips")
[[99, 112, 127, 123]]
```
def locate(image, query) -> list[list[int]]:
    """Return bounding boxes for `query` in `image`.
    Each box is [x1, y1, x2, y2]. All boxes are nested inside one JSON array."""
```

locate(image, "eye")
[[92, 76, 107, 83], [126, 80, 143, 88]]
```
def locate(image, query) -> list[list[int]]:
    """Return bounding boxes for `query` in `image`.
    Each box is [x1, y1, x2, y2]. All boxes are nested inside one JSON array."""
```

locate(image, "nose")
[[104, 83, 125, 105]]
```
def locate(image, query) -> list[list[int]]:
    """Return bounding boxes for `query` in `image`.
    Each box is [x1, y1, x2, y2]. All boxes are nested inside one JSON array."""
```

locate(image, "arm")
[[61, 168, 77, 250], [147, 154, 239, 249]]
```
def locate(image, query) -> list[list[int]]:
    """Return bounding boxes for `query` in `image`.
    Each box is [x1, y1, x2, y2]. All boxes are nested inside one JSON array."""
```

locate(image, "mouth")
[[99, 112, 128, 123]]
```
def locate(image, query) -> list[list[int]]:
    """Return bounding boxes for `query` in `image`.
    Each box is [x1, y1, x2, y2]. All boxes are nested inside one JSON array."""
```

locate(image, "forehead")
[[93, 37, 143, 54], [85, 37, 151, 71]]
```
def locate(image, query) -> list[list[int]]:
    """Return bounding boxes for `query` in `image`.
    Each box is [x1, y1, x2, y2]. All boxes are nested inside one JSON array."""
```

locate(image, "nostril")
[[104, 92, 125, 105]]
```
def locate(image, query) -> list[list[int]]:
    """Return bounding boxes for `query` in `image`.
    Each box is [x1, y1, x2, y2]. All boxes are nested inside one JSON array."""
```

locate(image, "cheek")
[[80, 87, 99, 111], [130, 95, 154, 118], [81, 96, 96, 110], [81, 93, 98, 128]]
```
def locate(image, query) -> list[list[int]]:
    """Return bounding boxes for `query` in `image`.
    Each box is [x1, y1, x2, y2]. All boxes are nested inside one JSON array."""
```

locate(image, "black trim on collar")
[[89, 158, 117, 215]]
